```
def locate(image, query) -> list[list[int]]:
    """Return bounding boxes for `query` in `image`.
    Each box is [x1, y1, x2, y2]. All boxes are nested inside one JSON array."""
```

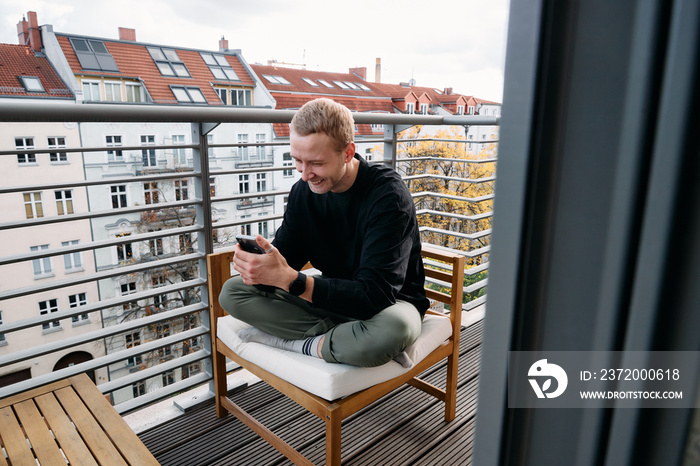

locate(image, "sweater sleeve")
[[311, 192, 417, 320]]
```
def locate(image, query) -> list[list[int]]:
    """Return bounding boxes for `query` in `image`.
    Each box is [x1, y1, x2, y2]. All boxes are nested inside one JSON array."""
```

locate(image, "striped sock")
[[238, 327, 322, 359]]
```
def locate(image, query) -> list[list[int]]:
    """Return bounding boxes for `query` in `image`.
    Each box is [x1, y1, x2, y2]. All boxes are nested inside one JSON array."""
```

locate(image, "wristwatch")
[[288, 271, 307, 296]]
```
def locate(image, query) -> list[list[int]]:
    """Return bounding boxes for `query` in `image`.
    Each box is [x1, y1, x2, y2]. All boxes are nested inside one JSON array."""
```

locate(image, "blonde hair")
[[290, 98, 354, 153]]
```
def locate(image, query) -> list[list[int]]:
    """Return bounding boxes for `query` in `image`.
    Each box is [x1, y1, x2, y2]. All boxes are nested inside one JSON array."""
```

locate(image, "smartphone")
[[236, 235, 266, 254]]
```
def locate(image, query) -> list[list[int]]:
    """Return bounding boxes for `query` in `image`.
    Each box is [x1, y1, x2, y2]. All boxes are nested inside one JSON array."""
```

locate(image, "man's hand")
[[232, 235, 297, 290]]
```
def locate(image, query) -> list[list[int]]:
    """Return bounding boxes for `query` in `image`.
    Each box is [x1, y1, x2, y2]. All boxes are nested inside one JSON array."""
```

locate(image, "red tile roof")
[[0, 44, 73, 98], [56, 34, 255, 105]]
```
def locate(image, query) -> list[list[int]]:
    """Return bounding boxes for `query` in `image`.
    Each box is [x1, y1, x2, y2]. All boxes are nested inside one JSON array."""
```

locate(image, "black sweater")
[[273, 155, 430, 320]]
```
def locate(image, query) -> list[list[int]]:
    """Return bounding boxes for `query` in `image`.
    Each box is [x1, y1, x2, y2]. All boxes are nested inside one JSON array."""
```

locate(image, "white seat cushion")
[[217, 314, 453, 401]]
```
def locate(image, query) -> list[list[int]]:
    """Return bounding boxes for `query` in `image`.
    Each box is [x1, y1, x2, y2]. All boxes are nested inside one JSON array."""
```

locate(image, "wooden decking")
[[138, 320, 482, 465]]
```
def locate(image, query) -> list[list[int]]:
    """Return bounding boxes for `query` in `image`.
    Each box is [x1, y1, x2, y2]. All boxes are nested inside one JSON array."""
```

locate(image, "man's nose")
[[299, 164, 312, 181]]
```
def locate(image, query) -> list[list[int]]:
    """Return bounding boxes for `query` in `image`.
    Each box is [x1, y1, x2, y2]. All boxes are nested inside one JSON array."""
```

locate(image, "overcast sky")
[[0, 0, 510, 102]]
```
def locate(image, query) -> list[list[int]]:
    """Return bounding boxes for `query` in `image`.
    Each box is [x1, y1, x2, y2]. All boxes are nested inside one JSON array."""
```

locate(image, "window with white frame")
[[420, 103, 428, 114], [156, 323, 172, 357], [162, 371, 175, 386], [231, 89, 252, 106], [48, 137, 67, 162], [255, 133, 266, 158], [175, 179, 189, 201], [214, 87, 228, 104], [238, 134, 249, 160], [200, 52, 239, 80], [31, 245, 52, 277], [468, 106, 475, 114], [241, 221, 252, 236], [209, 177, 216, 197], [302, 78, 319, 87], [152, 275, 168, 309], [23, 192, 44, 219], [144, 182, 159, 204], [207, 134, 215, 158], [148, 230, 163, 256], [332, 81, 351, 90], [133, 381, 145, 397], [0, 311, 5, 343], [69, 292, 89, 323], [258, 221, 268, 237], [16, 137, 35, 164], [283, 152, 294, 177], [106, 135, 123, 162], [256, 173, 267, 192], [172, 134, 187, 165], [261, 75, 291, 85], [317, 79, 334, 88], [179, 233, 192, 253], [141, 135, 156, 167], [104, 82, 122, 102], [69, 38, 119, 71], [125, 83, 144, 102], [457, 106, 465, 115], [120, 281, 137, 314], [20, 76, 44, 93], [171, 86, 206, 103], [239, 174, 249, 194], [116, 233, 133, 262], [39, 299, 60, 330], [406, 102, 415, 114], [126, 331, 142, 366], [62, 240, 82, 272], [55, 190, 74, 215], [82, 81, 101, 101], [148, 47, 190, 77], [111, 185, 127, 208]]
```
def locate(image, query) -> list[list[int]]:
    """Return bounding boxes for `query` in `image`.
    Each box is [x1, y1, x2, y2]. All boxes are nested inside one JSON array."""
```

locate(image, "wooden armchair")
[[207, 245, 465, 466]]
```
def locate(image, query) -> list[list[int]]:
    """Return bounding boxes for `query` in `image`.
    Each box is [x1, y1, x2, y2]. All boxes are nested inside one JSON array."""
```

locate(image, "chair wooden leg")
[[444, 352, 458, 422], [325, 411, 342, 466], [213, 343, 228, 418]]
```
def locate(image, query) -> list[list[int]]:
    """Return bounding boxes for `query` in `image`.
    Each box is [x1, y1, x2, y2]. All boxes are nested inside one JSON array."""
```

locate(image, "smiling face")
[[290, 130, 357, 194]]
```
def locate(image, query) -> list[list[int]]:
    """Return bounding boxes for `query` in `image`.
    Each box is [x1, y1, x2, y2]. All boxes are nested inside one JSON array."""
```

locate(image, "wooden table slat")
[[0, 406, 37, 466], [69, 374, 161, 465], [35, 392, 99, 466], [55, 386, 129, 466], [14, 399, 67, 465]]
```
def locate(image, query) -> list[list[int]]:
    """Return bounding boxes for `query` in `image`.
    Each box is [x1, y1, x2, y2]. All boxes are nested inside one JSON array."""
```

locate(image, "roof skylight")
[[302, 78, 319, 87], [19, 76, 45, 93], [201, 52, 240, 81], [262, 75, 291, 85], [148, 47, 191, 77], [69, 38, 119, 72]]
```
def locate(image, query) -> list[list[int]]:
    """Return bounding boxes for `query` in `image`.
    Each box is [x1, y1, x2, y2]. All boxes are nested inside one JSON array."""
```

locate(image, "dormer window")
[[148, 47, 190, 77], [201, 53, 239, 81], [19, 76, 44, 93], [262, 75, 291, 85], [69, 38, 119, 72], [406, 102, 415, 114], [457, 106, 465, 115], [420, 103, 428, 114], [468, 106, 475, 115]]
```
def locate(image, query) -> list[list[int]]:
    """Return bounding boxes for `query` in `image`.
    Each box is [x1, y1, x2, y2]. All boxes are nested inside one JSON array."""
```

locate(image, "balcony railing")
[[0, 101, 498, 415]]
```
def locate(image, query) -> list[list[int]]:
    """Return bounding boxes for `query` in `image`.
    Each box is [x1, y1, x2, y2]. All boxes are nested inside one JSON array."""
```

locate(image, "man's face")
[[290, 131, 355, 194]]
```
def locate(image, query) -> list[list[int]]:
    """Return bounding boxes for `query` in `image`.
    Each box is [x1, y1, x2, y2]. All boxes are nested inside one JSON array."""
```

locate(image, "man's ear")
[[344, 142, 356, 162]]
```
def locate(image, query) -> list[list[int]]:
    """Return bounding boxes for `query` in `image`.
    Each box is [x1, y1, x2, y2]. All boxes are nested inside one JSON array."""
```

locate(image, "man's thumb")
[[256, 235, 273, 253]]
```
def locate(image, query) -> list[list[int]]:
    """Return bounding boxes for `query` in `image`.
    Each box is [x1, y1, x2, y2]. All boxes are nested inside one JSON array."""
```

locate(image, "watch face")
[[289, 272, 306, 296]]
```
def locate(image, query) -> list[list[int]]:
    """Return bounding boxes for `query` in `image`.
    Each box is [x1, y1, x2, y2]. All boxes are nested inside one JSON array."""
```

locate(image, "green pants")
[[218, 277, 423, 367]]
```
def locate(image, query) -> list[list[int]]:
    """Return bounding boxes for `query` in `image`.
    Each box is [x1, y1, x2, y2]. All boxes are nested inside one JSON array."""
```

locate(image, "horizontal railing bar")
[[0, 224, 201, 266], [465, 278, 488, 294], [0, 252, 203, 301], [412, 191, 495, 203], [398, 137, 499, 144], [403, 174, 496, 184], [212, 188, 291, 203], [0, 304, 206, 369], [0, 199, 201, 231], [0, 171, 200, 195], [0, 143, 199, 157], [0, 278, 205, 334], [115, 372, 211, 415], [210, 215, 285, 231], [465, 295, 487, 311], [466, 262, 490, 275], [415, 209, 493, 221], [0, 101, 499, 126], [419, 226, 492, 240], [397, 156, 497, 164]]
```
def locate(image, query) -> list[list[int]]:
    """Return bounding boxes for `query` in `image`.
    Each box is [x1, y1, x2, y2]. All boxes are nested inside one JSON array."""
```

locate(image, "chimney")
[[444, 87, 453, 95], [119, 27, 136, 41], [219, 36, 229, 52], [375, 58, 381, 83], [16, 15, 29, 46], [27, 11, 42, 53], [349, 67, 366, 80]]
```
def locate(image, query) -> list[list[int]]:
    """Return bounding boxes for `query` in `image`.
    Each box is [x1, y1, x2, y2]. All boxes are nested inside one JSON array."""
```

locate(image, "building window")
[[210, 177, 216, 197], [69, 38, 119, 71], [39, 299, 61, 330], [152, 276, 167, 309], [148, 47, 190, 77], [0, 311, 5, 343], [82, 81, 101, 101], [214, 88, 228, 104], [468, 106, 475, 115], [172, 135, 187, 165], [255, 134, 266, 158], [162, 371, 175, 386], [69, 292, 89, 323], [111, 185, 127, 208], [238, 134, 249, 160], [355, 82, 371, 91], [332, 81, 351, 90], [144, 182, 159, 204], [256, 173, 267, 192], [55, 190, 74, 215], [48, 137, 67, 162], [231, 89, 252, 106], [16, 137, 35, 164], [20, 76, 44, 93], [241, 223, 252, 236], [133, 382, 145, 398], [141, 135, 157, 167], [116, 233, 133, 262], [420, 103, 428, 114], [126, 332, 142, 366], [171, 86, 206, 103], [200, 52, 239, 80], [106, 135, 123, 162], [125, 83, 144, 102], [175, 179, 189, 201], [283, 152, 293, 177], [104, 82, 122, 102], [121, 281, 137, 315], [31, 245, 52, 277], [457, 106, 465, 115], [62, 240, 82, 272], [406, 103, 415, 114], [239, 174, 249, 194], [258, 221, 268, 237], [317, 79, 335, 88], [261, 75, 291, 85], [179, 233, 192, 253], [23, 192, 44, 219], [302, 78, 319, 87], [149, 231, 163, 256]]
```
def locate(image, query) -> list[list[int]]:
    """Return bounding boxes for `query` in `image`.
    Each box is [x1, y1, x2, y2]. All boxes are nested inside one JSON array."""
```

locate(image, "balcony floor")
[[138, 319, 483, 465]]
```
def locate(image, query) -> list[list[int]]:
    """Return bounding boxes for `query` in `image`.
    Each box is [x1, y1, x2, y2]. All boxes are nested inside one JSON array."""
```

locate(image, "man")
[[219, 98, 429, 367]]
